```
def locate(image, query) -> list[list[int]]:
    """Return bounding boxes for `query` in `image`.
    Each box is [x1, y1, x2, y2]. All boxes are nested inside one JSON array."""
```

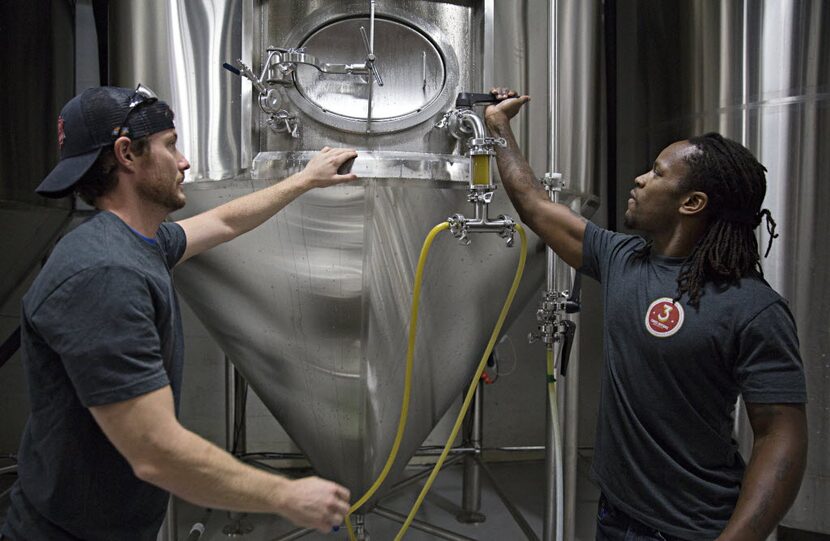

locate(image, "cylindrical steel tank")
[[108, 0, 567, 509], [615, 0, 829, 534]]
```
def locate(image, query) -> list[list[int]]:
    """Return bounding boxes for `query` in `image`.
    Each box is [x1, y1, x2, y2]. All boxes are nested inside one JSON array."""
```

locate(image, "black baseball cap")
[[36, 85, 176, 198]]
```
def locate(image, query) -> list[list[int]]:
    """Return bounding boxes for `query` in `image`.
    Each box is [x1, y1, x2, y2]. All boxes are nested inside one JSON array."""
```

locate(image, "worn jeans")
[[596, 493, 687, 541]]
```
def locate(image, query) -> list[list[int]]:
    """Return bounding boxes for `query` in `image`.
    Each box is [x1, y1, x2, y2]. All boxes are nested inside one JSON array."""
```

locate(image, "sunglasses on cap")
[[112, 83, 159, 139]]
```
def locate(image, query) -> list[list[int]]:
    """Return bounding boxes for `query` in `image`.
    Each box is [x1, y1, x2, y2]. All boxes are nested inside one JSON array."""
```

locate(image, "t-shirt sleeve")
[[579, 221, 641, 283], [735, 300, 807, 404], [29, 266, 170, 408], [156, 221, 187, 268]]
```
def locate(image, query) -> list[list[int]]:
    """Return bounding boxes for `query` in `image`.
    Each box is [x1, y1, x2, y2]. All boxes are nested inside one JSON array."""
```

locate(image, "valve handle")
[[222, 62, 241, 76], [454, 92, 502, 108], [559, 320, 577, 376]]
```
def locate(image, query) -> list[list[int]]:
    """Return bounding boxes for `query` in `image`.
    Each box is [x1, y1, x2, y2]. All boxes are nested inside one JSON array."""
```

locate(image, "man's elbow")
[[127, 427, 189, 487], [517, 198, 550, 231], [132, 459, 166, 486]]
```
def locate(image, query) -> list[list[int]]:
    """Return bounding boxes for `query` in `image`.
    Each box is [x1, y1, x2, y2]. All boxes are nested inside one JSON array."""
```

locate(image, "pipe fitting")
[[447, 212, 516, 247]]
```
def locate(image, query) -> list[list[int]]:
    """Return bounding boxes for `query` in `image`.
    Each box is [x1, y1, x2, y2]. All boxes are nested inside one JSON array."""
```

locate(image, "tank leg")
[[457, 381, 486, 524]]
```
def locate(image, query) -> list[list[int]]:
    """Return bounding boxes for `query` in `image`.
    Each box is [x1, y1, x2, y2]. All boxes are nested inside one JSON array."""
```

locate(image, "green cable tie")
[[546, 373, 556, 383]]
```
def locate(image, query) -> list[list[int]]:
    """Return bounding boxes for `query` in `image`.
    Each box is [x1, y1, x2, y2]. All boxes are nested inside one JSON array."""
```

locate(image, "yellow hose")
[[345, 222, 450, 539], [547, 348, 556, 393], [393, 224, 527, 541]]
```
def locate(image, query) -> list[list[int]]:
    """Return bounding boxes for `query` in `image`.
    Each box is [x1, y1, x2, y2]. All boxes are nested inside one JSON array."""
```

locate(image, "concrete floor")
[[164, 458, 600, 541]]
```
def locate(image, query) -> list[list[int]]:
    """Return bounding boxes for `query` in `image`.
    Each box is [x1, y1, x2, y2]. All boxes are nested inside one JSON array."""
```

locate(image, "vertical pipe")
[[224, 356, 235, 451], [740, 0, 749, 146], [165, 496, 179, 541], [548, 0, 559, 173], [234, 368, 248, 455], [543, 358, 556, 541], [240, 0, 254, 170], [546, 16, 562, 487], [368, 0, 375, 53], [520, 0, 530, 155], [562, 331, 578, 541], [483, 0, 495, 90], [604, 0, 617, 231], [459, 382, 484, 522]]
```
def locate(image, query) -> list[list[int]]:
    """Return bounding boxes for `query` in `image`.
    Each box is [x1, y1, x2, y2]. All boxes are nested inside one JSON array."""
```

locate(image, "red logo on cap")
[[645, 297, 684, 337], [57, 116, 66, 149]]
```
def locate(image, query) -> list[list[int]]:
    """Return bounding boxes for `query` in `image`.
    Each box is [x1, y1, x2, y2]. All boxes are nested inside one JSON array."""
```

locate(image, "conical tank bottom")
[[172, 157, 543, 509]]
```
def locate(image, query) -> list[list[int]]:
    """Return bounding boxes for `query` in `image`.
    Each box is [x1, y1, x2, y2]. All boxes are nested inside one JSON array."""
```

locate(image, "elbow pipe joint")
[[459, 110, 487, 141]]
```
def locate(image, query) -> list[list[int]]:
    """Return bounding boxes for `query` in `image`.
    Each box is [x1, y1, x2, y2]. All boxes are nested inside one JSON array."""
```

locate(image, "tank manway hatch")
[[289, 17, 447, 132]]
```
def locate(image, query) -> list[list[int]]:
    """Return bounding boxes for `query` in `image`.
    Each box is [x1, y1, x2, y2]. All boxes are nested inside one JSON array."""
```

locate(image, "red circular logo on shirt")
[[645, 297, 684, 337]]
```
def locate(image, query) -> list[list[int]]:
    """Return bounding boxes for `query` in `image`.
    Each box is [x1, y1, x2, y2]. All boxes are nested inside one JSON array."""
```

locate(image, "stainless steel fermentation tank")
[[615, 0, 830, 534], [107, 0, 602, 512]]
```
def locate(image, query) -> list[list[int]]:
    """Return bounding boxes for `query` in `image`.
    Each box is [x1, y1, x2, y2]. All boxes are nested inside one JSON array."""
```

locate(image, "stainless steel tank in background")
[[108, 0, 572, 510], [615, 0, 830, 534]]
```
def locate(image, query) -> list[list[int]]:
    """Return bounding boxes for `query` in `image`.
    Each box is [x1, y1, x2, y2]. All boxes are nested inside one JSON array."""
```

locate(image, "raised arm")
[[485, 90, 587, 269], [717, 402, 807, 540], [176, 146, 358, 264], [90, 386, 350, 533]]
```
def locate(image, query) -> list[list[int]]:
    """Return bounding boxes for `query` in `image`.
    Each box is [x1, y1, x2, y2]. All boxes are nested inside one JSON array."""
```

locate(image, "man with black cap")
[[1, 85, 356, 540]]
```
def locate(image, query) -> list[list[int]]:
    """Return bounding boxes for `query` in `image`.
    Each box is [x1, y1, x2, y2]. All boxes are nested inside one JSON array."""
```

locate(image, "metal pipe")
[[379, 454, 466, 500], [224, 356, 235, 451], [374, 506, 477, 541], [543, 184, 562, 541], [483, 0, 495, 90], [520, 0, 530, 155], [548, 0, 559, 173], [368, 0, 375, 54], [459, 382, 484, 522], [543, 351, 557, 541], [563, 332, 579, 541], [484, 445, 545, 452], [165, 496, 178, 541], [459, 111, 488, 140], [234, 367, 248, 455], [269, 527, 314, 541]]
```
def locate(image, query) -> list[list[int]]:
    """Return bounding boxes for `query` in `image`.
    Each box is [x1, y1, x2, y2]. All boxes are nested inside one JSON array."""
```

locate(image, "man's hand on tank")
[[302, 147, 359, 188], [485, 87, 531, 130]]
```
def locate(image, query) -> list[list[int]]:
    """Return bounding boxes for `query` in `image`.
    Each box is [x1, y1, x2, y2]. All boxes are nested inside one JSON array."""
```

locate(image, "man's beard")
[[139, 176, 186, 212]]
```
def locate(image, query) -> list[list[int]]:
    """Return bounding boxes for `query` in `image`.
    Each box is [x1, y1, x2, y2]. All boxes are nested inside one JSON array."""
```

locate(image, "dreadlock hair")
[[74, 137, 150, 206], [673, 132, 778, 307]]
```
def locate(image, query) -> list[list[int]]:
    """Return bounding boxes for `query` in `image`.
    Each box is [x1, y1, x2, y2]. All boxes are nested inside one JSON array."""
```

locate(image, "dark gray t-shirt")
[[2, 211, 187, 541], [580, 222, 806, 539]]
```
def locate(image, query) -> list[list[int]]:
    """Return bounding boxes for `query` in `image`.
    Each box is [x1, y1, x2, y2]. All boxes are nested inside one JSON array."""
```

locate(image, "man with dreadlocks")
[[485, 90, 807, 540]]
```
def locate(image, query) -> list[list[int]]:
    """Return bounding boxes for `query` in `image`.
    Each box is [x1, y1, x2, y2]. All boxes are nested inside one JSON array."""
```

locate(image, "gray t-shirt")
[[580, 222, 806, 539], [2, 211, 187, 541]]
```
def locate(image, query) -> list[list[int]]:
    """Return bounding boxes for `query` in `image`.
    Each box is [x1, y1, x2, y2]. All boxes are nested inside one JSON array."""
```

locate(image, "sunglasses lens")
[[129, 84, 159, 108], [115, 84, 162, 139]]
